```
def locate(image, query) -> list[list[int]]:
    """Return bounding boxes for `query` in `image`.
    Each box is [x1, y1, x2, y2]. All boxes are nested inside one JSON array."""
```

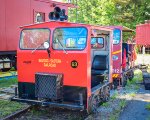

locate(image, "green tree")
[[68, 0, 116, 25], [66, 0, 150, 29]]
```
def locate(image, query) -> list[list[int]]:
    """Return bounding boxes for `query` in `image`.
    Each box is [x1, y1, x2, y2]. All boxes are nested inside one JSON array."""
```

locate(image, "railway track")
[[2, 105, 32, 120], [1, 103, 88, 120]]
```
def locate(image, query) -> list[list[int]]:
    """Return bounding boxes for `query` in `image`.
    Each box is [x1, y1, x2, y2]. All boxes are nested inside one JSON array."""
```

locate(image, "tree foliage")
[[66, 0, 150, 29]]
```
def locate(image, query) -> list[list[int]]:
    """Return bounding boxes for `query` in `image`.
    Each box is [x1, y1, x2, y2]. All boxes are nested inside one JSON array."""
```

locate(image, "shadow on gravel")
[[118, 88, 150, 120]]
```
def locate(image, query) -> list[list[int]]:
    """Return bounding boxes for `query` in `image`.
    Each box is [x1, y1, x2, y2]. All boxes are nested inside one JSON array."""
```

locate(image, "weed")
[[109, 109, 120, 120], [146, 115, 150, 120], [9, 67, 16, 71], [101, 102, 109, 107], [0, 78, 17, 88], [134, 85, 140, 90], [129, 92, 136, 97], [119, 99, 126, 109], [111, 91, 118, 101], [145, 104, 150, 110], [0, 100, 26, 119], [109, 114, 118, 120]]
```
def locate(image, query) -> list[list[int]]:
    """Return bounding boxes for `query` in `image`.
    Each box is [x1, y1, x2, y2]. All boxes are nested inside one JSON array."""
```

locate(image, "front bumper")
[[11, 97, 84, 110]]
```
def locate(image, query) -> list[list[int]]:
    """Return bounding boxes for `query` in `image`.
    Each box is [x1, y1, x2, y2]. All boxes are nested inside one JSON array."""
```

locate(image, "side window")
[[113, 29, 121, 44], [34, 12, 45, 23], [91, 37, 104, 49]]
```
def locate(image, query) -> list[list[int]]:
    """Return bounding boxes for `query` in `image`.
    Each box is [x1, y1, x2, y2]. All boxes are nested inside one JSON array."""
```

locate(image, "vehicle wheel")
[[113, 79, 119, 89], [102, 86, 110, 102], [88, 95, 99, 114], [144, 84, 150, 90], [128, 70, 134, 81], [122, 75, 127, 87], [144, 78, 150, 90]]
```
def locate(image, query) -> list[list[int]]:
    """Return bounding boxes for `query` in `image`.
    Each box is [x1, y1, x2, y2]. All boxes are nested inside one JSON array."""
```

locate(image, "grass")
[[131, 69, 143, 83], [125, 69, 142, 91], [101, 102, 110, 107], [0, 78, 17, 88], [111, 91, 119, 101], [129, 92, 136, 97], [0, 78, 27, 119], [0, 100, 26, 119], [119, 99, 126, 109], [145, 104, 150, 110], [109, 109, 121, 120], [108, 99, 127, 120]]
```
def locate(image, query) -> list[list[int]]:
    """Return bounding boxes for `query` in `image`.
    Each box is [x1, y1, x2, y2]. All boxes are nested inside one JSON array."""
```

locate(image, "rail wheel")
[[88, 94, 100, 114], [128, 70, 134, 81], [113, 79, 119, 89], [102, 86, 110, 102], [122, 74, 127, 87]]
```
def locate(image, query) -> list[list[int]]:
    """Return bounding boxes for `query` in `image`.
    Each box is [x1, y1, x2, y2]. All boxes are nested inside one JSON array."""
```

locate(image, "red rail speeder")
[[12, 19, 114, 113]]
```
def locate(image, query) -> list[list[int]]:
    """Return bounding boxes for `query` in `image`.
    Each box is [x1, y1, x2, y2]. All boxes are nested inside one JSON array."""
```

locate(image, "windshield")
[[113, 28, 121, 44], [20, 28, 50, 49], [53, 27, 87, 50]]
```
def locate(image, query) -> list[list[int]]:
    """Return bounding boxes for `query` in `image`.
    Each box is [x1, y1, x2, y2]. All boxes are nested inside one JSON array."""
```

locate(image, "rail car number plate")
[[113, 69, 120, 73]]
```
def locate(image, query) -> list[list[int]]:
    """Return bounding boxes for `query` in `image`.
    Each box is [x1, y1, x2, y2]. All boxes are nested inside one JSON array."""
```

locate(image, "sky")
[[54, 0, 63, 2]]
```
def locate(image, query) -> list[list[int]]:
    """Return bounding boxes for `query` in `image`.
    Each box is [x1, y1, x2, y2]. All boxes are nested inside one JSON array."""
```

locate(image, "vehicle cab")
[[12, 21, 113, 113]]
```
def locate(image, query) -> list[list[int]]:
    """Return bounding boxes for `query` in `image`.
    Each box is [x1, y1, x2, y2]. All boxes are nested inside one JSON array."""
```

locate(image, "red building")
[[0, 0, 74, 69]]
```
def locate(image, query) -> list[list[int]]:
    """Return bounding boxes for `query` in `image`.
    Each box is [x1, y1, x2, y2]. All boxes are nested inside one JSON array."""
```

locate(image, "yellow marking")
[[38, 59, 61, 68], [113, 74, 119, 78], [112, 50, 121, 55]]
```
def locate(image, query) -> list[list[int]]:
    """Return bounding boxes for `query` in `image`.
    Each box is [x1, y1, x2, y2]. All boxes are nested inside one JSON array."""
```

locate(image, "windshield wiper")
[[31, 43, 43, 53], [56, 38, 68, 54], [31, 40, 48, 53]]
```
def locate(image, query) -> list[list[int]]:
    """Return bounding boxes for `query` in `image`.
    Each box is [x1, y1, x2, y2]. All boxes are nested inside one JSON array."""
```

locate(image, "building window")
[[35, 12, 45, 23]]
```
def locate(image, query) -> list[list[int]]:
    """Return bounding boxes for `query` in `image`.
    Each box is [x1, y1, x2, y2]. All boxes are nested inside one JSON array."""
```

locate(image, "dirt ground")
[[135, 54, 150, 65]]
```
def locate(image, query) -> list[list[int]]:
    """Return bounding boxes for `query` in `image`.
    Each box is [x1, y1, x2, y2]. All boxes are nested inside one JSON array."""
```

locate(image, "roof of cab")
[[108, 26, 134, 32], [20, 21, 113, 32]]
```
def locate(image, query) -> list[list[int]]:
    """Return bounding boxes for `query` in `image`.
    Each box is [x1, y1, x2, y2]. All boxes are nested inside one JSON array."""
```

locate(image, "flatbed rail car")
[[111, 26, 137, 88], [12, 21, 113, 113]]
